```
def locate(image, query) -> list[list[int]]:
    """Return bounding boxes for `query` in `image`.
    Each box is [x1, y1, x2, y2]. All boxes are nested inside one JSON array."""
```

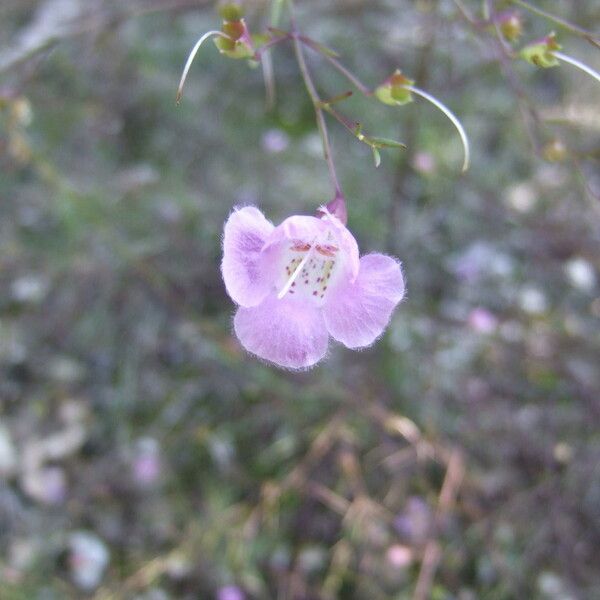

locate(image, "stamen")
[[277, 244, 314, 299]]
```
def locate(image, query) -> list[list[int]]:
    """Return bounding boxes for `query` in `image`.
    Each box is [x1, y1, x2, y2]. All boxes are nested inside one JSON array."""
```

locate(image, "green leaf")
[[370, 136, 407, 149], [372, 147, 381, 168]]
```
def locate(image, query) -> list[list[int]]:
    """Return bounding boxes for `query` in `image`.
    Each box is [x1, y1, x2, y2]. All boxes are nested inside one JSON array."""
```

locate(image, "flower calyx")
[[374, 70, 415, 106], [215, 3, 255, 59], [317, 194, 348, 226], [491, 10, 524, 42], [519, 32, 562, 68]]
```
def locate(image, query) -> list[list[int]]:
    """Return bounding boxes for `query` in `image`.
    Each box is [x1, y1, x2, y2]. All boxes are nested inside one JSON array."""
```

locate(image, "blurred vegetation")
[[1, 0, 599, 598]]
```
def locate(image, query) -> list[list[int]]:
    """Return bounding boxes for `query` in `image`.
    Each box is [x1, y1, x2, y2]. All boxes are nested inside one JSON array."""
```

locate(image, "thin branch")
[[412, 449, 465, 600], [0, 0, 211, 75], [486, 0, 515, 57], [292, 31, 342, 196], [299, 36, 372, 96], [510, 0, 600, 49], [452, 0, 480, 26]]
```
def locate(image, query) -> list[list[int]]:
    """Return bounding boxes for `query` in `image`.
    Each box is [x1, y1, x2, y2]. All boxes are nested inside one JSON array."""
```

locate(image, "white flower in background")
[[68, 531, 110, 591], [519, 287, 548, 315], [505, 181, 537, 213], [0, 424, 17, 477], [261, 128, 289, 154], [10, 275, 49, 304], [565, 257, 596, 291], [132, 437, 162, 487]]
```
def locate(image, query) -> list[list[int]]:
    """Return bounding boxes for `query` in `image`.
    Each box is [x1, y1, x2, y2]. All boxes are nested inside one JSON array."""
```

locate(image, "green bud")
[[214, 17, 254, 59], [498, 11, 524, 42], [219, 3, 244, 22], [520, 32, 561, 68], [374, 70, 415, 106], [542, 139, 567, 162], [214, 36, 254, 59]]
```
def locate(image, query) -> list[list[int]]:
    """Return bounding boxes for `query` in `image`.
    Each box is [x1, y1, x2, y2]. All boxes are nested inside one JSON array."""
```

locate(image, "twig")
[[486, 0, 515, 57], [412, 449, 465, 600], [299, 36, 372, 96], [451, 0, 543, 155], [0, 0, 212, 75], [452, 0, 480, 26], [509, 0, 600, 49], [292, 29, 343, 196]]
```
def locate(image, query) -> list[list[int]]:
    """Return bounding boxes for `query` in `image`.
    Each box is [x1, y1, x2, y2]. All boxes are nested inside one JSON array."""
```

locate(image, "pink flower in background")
[[217, 586, 245, 600], [468, 307, 498, 334], [221, 206, 405, 369]]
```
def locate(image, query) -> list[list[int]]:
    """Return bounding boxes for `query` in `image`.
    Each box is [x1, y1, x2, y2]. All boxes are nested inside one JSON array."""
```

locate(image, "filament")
[[277, 245, 315, 299]]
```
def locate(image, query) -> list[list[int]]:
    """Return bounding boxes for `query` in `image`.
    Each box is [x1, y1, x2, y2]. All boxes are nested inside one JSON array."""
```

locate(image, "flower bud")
[[520, 32, 561, 68], [317, 193, 348, 225], [496, 10, 524, 42], [214, 17, 255, 59], [542, 138, 567, 162], [374, 70, 414, 106], [218, 3, 245, 22]]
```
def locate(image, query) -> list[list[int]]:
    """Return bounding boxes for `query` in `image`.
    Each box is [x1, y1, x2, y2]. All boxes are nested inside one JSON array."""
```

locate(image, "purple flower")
[[467, 307, 498, 334], [222, 206, 405, 369], [217, 586, 245, 600], [261, 128, 289, 154], [393, 496, 432, 544]]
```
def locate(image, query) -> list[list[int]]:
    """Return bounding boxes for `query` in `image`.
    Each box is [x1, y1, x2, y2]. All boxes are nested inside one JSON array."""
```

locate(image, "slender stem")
[[481, 0, 490, 21], [299, 37, 372, 96], [452, 0, 480, 26], [554, 51, 600, 85], [271, 0, 287, 28], [176, 30, 231, 103], [453, 0, 542, 155], [292, 32, 342, 195], [405, 85, 471, 173], [257, 37, 284, 111], [261, 50, 276, 110], [486, 0, 514, 57], [254, 35, 290, 59], [320, 106, 358, 137], [510, 0, 600, 49]]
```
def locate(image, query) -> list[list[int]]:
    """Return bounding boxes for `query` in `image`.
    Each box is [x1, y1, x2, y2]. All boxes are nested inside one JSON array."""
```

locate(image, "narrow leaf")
[[372, 147, 381, 168]]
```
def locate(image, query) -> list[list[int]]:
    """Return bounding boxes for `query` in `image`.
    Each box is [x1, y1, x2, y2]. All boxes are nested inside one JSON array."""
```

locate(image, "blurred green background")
[[1, 1, 599, 598]]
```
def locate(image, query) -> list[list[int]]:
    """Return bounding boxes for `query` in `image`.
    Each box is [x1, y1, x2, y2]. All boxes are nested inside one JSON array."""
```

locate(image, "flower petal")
[[222, 206, 275, 307], [320, 210, 360, 280], [234, 295, 329, 369], [324, 254, 405, 349], [263, 214, 360, 282], [263, 215, 327, 250]]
